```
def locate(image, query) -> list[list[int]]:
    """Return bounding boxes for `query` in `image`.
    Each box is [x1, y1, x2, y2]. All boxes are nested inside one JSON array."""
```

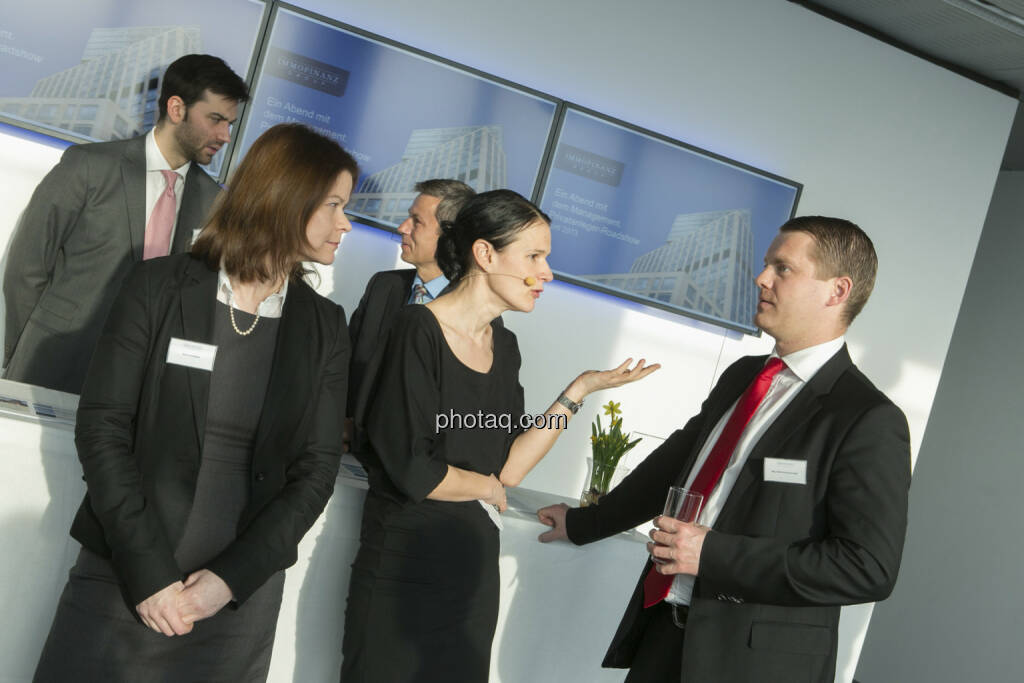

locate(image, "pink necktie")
[[643, 357, 786, 608], [143, 170, 178, 260]]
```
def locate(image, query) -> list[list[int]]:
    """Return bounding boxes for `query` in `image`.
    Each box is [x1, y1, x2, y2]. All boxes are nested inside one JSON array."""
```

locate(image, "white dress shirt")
[[217, 270, 289, 319], [144, 129, 191, 253], [666, 335, 846, 605]]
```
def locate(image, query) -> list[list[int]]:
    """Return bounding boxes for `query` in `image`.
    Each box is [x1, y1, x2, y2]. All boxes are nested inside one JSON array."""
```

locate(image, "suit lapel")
[[121, 136, 147, 261], [253, 279, 315, 455], [173, 165, 210, 254], [714, 345, 853, 528], [392, 269, 415, 309], [179, 259, 218, 447], [374, 270, 413, 339]]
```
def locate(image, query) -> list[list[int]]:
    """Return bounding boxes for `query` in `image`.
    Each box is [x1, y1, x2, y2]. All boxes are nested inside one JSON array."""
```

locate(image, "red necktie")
[[643, 357, 786, 608], [143, 170, 178, 260]]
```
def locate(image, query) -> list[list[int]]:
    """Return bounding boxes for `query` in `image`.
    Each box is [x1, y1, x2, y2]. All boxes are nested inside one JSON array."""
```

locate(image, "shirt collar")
[[145, 128, 191, 179], [773, 335, 846, 383], [413, 273, 450, 300], [217, 268, 289, 319]]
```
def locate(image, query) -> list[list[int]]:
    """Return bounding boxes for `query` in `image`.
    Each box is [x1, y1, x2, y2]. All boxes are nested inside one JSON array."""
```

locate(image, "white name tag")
[[478, 499, 504, 531], [764, 457, 807, 485], [166, 337, 217, 372]]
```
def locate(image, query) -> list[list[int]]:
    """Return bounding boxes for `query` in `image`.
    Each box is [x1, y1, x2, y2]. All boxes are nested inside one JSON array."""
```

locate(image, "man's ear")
[[165, 95, 187, 125], [827, 275, 853, 307]]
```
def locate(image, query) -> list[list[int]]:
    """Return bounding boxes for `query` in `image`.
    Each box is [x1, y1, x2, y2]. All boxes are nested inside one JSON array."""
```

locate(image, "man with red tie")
[[2, 54, 248, 394], [538, 216, 911, 683]]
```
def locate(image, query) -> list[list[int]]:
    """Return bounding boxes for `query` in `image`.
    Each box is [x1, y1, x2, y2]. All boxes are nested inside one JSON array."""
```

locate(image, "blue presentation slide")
[[235, 7, 557, 228], [539, 108, 799, 332], [0, 0, 264, 162]]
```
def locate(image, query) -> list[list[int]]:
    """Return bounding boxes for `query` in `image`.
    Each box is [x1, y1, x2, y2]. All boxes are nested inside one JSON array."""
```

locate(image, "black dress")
[[34, 305, 285, 683], [341, 305, 525, 683]]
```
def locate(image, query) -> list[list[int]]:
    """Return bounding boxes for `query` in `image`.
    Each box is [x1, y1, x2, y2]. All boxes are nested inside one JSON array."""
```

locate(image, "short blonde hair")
[[780, 216, 877, 325]]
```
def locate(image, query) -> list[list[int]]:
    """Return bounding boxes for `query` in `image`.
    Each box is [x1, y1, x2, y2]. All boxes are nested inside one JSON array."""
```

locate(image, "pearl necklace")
[[228, 297, 260, 336]]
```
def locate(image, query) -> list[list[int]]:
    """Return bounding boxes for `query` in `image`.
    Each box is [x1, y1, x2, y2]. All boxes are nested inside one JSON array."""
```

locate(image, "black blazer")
[[346, 268, 416, 418], [566, 347, 912, 683], [69, 253, 348, 606], [3, 135, 221, 393]]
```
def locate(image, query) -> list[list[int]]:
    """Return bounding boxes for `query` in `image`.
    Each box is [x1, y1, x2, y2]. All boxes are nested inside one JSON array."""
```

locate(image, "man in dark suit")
[[346, 178, 475, 419], [538, 216, 912, 683], [2, 54, 248, 394]]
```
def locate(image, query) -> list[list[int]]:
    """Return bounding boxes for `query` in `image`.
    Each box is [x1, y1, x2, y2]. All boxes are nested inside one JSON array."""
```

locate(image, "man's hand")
[[537, 503, 570, 542], [647, 515, 708, 575], [136, 581, 191, 636], [177, 569, 234, 625]]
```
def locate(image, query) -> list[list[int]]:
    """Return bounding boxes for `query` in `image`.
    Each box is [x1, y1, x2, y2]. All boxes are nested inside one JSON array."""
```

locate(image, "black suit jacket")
[[69, 254, 348, 606], [566, 347, 911, 682], [3, 134, 221, 394], [347, 268, 417, 418]]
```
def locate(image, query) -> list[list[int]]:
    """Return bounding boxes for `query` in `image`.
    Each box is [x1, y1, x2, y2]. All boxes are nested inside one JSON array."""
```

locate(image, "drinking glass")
[[651, 487, 703, 564]]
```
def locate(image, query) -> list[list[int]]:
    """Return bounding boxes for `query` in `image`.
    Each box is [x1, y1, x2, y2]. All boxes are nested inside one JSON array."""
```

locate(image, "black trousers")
[[624, 602, 687, 683]]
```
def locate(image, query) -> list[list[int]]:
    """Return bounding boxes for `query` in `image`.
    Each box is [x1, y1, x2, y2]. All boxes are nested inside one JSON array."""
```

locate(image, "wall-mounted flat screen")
[[538, 107, 801, 334], [0, 0, 267, 177], [230, 4, 559, 230]]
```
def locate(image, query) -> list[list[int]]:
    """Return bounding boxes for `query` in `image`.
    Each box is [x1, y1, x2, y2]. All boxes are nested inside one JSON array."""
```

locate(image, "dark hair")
[[192, 123, 359, 283], [414, 178, 476, 225], [780, 215, 877, 325], [436, 189, 550, 283], [157, 54, 249, 122]]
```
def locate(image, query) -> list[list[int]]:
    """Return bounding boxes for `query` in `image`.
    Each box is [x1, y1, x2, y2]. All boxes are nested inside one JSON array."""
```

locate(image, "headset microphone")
[[466, 273, 539, 287]]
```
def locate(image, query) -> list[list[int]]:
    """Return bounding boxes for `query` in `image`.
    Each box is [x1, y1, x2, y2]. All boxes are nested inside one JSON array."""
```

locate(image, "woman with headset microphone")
[[341, 189, 659, 682]]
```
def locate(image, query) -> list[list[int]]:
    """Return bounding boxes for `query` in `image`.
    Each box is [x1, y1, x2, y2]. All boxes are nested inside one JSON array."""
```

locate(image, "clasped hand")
[[536, 502, 569, 542], [646, 515, 708, 576], [135, 569, 233, 636]]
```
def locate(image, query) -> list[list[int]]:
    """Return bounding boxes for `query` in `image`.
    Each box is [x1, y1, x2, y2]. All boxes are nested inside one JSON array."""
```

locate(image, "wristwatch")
[[557, 393, 583, 414]]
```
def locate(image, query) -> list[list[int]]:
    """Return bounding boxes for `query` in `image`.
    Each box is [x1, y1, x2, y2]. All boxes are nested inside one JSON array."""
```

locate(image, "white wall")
[[855, 173, 1024, 682], [0, 0, 1017, 680]]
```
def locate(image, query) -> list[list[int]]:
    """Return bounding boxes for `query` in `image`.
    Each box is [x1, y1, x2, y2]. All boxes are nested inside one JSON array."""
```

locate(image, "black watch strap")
[[557, 393, 583, 414]]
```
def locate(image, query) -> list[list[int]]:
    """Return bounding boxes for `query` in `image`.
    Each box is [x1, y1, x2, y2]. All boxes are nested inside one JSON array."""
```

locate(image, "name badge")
[[167, 337, 217, 372], [764, 457, 807, 485], [478, 499, 504, 531]]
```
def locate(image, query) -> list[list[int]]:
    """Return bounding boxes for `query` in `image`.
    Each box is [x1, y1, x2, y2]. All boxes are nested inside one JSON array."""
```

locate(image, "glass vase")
[[579, 456, 630, 507]]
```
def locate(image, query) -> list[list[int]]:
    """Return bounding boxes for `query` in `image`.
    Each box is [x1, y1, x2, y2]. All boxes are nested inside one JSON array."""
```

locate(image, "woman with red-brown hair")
[[34, 123, 357, 682]]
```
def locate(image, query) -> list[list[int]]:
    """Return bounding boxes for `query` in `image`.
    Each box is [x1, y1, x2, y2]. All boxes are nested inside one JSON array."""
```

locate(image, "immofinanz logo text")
[[266, 48, 350, 96], [553, 144, 625, 187]]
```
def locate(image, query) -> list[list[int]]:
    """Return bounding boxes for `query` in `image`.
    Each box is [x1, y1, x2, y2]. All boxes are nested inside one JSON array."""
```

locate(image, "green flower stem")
[[586, 404, 643, 500]]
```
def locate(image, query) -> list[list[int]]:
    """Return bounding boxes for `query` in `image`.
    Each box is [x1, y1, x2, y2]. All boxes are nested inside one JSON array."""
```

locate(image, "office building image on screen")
[[584, 209, 758, 324], [0, 25, 199, 140], [539, 106, 799, 333], [349, 125, 509, 225]]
